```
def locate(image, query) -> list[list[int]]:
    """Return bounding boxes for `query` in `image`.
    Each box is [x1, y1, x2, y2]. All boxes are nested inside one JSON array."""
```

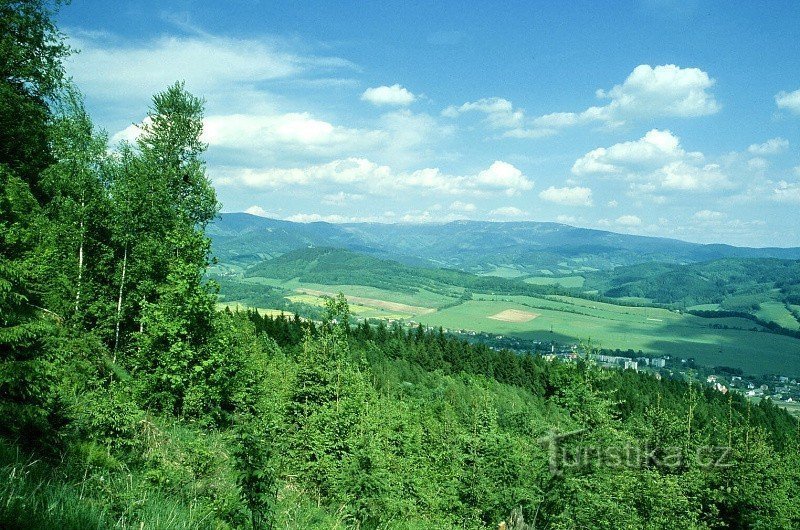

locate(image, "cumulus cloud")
[[654, 161, 729, 191], [361, 84, 416, 106], [773, 181, 800, 204], [490, 206, 527, 217], [556, 215, 577, 224], [475, 161, 534, 195], [615, 215, 642, 226], [203, 112, 385, 156], [776, 88, 800, 114], [441, 65, 718, 139], [538, 186, 593, 206], [572, 129, 730, 194], [533, 64, 719, 132], [244, 205, 279, 217], [321, 191, 364, 205], [572, 129, 696, 175], [747, 137, 789, 155], [213, 158, 533, 197], [693, 209, 726, 221], [442, 97, 524, 129], [449, 201, 477, 212]]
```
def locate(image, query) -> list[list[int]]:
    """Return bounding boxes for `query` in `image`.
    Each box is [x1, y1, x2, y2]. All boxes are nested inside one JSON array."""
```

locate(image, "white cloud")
[[66, 30, 354, 116], [442, 97, 524, 129], [597, 64, 719, 119], [213, 158, 532, 197], [616, 215, 642, 226], [572, 129, 730, 194], [693, 209, 725, 221], [449, 201, 477, 212], [110, 117, 151, 144], [607, 200, 619, 208], [441, 65, 717, 139], [474, 161, 534, 195], [286, 213, 352, 223], [776, 88, 800, 114], [502, 127, 556, 139], [773, 181, 800, 204], [747, 158, 769, 171], [572, 129, 695, 175], [321, 191, 364, 205], [655, 161, 729, 191], [202, 112, 385, 156], [361, 84, 416, 106], [747, 137, 789, 155], [556, 215, 577, 224], [533, 64, 719, 131], [244, 205, 279, 217], [490, 206, 527, 217], [539, 186, 593, 206]]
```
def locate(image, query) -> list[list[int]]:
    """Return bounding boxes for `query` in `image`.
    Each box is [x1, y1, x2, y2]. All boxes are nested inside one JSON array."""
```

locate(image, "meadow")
[[222, 272, 800, 376]]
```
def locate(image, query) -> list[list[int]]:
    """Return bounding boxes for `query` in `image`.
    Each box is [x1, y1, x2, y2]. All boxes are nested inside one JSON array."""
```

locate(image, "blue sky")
[[58, 0, 800, 246]]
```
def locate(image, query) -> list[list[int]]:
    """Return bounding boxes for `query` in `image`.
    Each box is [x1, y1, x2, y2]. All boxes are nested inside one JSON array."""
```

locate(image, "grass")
[[240, 277, 459, 309], [523, 275, 586, 289], [415, 297, 800, 375], [223, 267, 800, 376], [286, 294, 412, 320], [756, 301, 800, 330], [0, 439, 222, 529], [479, 265, 528, 278]]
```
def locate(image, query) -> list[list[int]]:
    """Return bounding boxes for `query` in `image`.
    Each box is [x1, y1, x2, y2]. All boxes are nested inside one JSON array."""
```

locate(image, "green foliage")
[[2, 3, 799, 528]]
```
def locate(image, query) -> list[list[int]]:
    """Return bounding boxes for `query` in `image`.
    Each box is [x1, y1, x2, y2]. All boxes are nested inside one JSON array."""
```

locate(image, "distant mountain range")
[[209, 212, 800, 273]]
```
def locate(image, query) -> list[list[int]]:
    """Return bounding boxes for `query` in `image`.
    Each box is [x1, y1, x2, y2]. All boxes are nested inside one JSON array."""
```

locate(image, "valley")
[[209, 216, 800, 376]]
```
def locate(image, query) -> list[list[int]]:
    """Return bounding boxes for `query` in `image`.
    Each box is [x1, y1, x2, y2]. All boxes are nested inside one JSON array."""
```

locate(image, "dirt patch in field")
[[296, 288, 436, 315], [488, 309, 541, 323]]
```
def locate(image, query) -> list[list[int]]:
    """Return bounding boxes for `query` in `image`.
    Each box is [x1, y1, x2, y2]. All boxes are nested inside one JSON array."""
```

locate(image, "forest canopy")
[[1, 2, 799, 529]]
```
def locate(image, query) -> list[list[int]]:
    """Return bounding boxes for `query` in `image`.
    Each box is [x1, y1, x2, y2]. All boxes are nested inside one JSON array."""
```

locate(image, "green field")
[[479, 265, 527, 278], [239, 276, 459, 309], [756, 301, 800, 330], [226, 277, 800, 375], [223, 248, 800, 376], [523, 275, 586, 289], [415, 297, 800, 375]]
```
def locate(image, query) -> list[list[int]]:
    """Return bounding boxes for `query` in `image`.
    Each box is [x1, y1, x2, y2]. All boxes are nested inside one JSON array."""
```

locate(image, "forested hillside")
[[584, 259, 800, 307], [210, 212, 800, 273], [2, 2, 800, 529]]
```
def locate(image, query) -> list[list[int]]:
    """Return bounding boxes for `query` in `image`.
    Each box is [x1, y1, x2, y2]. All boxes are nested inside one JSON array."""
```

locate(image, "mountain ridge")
[[211, 212, 800, 272]]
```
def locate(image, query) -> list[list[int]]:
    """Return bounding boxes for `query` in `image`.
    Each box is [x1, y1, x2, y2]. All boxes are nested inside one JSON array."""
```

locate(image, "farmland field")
[[756, 301, 800, 330], [219, 247, 800, 375], [523, 275, 586, 289], [221, 275, 800, 374], [414, 298, 800, 375]]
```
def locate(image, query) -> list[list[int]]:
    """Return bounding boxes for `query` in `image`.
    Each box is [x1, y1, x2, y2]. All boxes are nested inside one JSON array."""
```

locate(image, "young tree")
[[126, 82, 221, 417]]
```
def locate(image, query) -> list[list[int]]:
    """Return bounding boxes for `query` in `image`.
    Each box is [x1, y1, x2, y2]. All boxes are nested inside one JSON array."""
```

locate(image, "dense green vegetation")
[[3, 2, 800, 528], [225, 248, 800, 375], [209, 213, 800, 273], [583, 259, 800, 309]]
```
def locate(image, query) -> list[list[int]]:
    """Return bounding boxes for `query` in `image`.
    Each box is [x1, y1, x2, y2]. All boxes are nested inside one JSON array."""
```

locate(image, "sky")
[[57, 0, 800, 247]]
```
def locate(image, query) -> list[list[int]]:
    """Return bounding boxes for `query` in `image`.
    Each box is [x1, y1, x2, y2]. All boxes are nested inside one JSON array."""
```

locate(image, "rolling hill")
[[210, 212, 800, 273], [212, 246, 800, 375]]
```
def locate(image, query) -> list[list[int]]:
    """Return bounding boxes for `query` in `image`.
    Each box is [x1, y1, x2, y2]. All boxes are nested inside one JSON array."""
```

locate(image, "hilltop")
[[210, 212, 800, 273]]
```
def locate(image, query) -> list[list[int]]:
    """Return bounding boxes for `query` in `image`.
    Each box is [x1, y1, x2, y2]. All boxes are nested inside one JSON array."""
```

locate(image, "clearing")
[[296, 288, 436, 315], [488, 309, 541, 323]]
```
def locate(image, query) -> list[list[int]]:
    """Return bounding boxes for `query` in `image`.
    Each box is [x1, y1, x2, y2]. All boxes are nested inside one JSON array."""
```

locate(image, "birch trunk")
[[74, 211, 84, 315], [113, 245, 127, 361]]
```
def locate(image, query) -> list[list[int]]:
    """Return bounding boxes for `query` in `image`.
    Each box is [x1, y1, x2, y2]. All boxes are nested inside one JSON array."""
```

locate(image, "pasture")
[[415, 297, 800, 375]]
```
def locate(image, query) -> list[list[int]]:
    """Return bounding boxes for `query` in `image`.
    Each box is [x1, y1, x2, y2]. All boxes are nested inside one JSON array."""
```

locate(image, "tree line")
[[2, 2, 799, 528]]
